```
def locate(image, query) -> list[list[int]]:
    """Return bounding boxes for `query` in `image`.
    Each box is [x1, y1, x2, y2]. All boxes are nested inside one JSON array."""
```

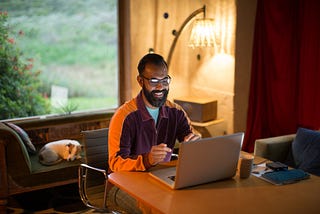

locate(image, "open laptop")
[[149, 132, 244, 189]]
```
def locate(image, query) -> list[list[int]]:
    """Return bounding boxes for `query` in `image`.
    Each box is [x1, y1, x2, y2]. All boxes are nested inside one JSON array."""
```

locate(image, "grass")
[[70, 97, 117, 110], [51, 97, 117, 114], [1, 0, 118, 115]]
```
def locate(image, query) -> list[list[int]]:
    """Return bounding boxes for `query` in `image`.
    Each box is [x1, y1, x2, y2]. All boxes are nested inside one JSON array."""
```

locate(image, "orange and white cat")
[[39, 139, 82, 165]]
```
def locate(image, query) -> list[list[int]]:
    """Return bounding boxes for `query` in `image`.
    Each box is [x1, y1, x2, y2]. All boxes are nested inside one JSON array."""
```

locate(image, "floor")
[[6, 183, 94, 213]]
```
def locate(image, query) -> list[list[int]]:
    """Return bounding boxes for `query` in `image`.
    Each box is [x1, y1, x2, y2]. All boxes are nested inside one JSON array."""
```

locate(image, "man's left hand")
[[184, 133, 201, 142]]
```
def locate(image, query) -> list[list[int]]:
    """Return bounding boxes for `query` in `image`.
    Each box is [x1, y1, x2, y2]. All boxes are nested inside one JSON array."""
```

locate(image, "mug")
[[239, 154, 254, 178]]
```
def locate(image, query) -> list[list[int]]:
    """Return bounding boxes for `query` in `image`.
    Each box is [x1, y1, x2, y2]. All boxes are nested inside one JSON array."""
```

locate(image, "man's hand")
[[184, 133, 201, 142], [148, 143, 172, 166]]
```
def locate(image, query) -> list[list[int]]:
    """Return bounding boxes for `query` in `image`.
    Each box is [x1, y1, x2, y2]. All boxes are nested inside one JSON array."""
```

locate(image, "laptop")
[[149, 132, 244, 189]]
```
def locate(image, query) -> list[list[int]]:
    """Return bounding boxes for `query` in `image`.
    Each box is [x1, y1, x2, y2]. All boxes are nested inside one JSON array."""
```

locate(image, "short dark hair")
[[137, 53, 168, 75]]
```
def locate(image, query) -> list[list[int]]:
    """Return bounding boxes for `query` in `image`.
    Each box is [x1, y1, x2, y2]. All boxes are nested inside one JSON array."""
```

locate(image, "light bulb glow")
[[189, 19, 216, 48]]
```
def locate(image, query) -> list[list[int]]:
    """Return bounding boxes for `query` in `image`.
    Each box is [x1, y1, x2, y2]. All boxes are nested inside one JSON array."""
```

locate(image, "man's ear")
[[137, 75, 143, 87]]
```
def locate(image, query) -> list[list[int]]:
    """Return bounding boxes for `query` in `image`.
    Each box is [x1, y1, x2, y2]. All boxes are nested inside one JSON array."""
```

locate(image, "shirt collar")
[[137, 91, 169, 121]]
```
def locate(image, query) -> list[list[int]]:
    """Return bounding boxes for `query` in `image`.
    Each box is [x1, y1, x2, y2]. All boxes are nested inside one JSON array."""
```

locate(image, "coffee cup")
[[239, 154, 254, 178]]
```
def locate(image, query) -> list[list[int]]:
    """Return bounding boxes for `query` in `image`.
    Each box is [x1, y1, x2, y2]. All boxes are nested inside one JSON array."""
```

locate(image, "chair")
[[78, 128, 116, 213], [254, 134, 296, 163], [254, 128, 320, 176]]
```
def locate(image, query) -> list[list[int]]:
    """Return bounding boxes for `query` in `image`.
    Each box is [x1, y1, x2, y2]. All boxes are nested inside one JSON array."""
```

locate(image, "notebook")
[[260, 169, 310, 185], [149, 132, 244, 189]]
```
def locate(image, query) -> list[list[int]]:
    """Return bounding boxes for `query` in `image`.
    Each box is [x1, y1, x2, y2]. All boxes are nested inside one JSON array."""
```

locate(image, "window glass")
[[0, 0, 118, 119]]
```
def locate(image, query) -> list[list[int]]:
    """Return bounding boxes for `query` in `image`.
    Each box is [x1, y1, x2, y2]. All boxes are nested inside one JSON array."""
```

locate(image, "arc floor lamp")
[[166, 5, 216, 68]]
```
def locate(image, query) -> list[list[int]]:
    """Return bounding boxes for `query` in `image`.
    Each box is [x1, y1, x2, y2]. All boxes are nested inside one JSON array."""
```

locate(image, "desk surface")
[[108, 161, 320, 214]]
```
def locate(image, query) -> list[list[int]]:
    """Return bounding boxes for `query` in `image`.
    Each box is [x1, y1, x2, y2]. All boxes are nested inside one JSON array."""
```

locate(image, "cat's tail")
[[38, 152, 64, 166], [39, 156, 63, 166]]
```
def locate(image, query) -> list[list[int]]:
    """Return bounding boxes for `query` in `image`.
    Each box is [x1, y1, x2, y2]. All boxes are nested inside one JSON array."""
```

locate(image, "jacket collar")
[[137, 91, 169, 122]]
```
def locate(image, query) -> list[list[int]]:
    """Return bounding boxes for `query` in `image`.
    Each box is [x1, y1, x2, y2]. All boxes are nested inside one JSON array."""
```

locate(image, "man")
[[108, 53, 199, 172], [107, 53, 199, 213]]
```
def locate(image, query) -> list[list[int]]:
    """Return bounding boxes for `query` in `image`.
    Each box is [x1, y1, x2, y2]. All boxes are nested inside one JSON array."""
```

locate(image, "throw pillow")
[[4, 122, 37, 155], [292, 127, 320, 176]]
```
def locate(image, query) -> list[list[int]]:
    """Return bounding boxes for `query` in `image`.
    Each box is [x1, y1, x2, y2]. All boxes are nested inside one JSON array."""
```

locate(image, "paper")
[[251, 163, 273, 177]]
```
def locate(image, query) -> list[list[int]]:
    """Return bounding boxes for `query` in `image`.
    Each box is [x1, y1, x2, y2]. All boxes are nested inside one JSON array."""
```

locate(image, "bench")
[[0, 109, 114, 211]]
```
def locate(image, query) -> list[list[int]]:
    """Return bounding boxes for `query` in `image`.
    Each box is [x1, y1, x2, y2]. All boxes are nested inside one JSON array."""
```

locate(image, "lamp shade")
[[188, 18, 216, 48]]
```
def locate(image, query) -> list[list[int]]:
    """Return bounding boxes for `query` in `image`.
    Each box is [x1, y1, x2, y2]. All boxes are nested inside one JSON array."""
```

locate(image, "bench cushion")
[[11, 153, 83, 187], [4, 122, 37, 155]]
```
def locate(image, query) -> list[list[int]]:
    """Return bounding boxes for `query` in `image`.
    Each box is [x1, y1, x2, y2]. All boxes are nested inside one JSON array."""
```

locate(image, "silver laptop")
[[149, 132, 244, 189]]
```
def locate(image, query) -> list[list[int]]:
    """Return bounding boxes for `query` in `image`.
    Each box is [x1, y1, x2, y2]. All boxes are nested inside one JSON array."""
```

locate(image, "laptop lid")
[[149, 132, 244, 189]]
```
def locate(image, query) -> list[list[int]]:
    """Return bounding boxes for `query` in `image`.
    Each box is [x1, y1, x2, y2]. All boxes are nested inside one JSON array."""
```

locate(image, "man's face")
[[138, 63, 170, 108], [142, 84, 169, 108]]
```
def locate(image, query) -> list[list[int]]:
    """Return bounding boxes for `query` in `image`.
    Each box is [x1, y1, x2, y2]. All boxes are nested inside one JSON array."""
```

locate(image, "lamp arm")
[[167, 5, 206, 68]]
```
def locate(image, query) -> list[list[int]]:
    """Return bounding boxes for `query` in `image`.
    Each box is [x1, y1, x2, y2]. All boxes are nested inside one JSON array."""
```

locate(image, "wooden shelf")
[[191, 118, 224, 127]]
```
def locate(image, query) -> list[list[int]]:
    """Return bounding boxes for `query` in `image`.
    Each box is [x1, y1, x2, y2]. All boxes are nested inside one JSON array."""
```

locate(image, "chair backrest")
[[81, 128, 109, 170]]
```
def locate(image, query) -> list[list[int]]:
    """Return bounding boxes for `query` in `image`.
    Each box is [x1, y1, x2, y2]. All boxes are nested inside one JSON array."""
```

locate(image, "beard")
[[142, 85, 169, 108]]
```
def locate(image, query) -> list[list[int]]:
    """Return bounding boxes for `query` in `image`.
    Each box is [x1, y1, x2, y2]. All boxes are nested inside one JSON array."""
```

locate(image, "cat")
[[38, 139, 83, 165]]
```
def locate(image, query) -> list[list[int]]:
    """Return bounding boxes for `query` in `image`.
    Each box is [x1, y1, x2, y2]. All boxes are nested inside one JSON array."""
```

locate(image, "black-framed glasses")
[[140, 75, 171, 87]]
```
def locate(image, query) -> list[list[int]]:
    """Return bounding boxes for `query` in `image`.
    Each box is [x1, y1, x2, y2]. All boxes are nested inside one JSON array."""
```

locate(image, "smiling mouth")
[[153, 91, 163, 98]]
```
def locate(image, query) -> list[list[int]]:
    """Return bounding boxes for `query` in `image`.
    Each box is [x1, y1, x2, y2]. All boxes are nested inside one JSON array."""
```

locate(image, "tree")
[[0, 11, 49, 120]]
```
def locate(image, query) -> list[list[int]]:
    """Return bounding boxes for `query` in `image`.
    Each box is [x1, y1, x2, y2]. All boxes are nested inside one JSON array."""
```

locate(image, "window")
[[0, 0, 118, 119]]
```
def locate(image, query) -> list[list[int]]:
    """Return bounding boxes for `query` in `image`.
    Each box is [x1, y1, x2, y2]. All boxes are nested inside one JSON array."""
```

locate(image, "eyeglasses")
[[140, 75, 171, 87]]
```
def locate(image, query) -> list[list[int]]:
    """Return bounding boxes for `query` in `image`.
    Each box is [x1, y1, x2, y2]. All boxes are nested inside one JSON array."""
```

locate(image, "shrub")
[[0, 11, 49, 120]]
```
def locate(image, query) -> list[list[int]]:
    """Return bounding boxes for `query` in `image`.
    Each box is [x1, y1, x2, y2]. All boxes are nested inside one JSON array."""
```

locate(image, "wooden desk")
[[108, 160, 320, 214]]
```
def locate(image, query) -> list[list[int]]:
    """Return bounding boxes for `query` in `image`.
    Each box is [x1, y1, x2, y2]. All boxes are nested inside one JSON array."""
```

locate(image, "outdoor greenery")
[[0, 0, 118, 119], [0, 12, 50, 119]]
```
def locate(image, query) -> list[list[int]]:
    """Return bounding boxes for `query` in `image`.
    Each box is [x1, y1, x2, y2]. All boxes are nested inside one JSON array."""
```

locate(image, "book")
[[260, 169, 310, 185]]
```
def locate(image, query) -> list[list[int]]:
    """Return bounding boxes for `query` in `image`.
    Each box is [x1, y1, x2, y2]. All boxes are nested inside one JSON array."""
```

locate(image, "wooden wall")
[[121, 0, 257, 135]]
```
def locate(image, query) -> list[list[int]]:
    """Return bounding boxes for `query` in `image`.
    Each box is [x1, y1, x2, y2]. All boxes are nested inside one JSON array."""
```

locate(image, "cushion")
[[292, 127, 320, 176], [4, 122, 37, 155]]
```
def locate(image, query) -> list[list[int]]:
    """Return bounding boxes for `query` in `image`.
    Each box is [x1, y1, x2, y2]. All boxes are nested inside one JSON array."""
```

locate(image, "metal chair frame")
[[78, 128, 117, 213]]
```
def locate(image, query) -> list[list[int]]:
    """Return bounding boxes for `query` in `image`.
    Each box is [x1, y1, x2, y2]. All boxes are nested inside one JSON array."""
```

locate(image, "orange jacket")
[[108, 91, 194, 172]]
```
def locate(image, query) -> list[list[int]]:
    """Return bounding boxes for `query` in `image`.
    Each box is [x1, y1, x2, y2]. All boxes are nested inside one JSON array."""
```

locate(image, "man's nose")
[[154, 82, 164, 90]]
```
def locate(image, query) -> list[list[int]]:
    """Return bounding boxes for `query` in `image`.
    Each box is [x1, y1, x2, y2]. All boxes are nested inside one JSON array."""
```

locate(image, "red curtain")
[[242, 0, 320, 152]]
